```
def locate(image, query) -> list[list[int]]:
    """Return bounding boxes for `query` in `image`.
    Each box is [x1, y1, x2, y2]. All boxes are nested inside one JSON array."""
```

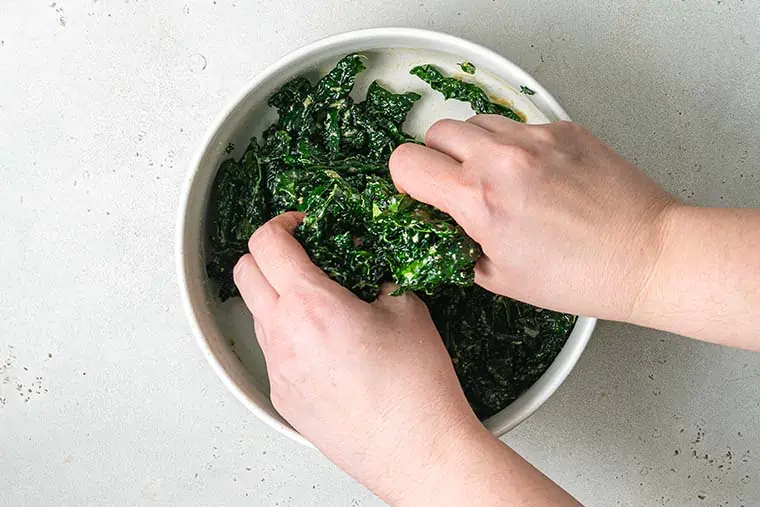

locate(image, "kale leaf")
[[424, 285, 576, 419], [295, 170, 387, 300], [364, 178, 480, 295], [207, 138, 268, 299], [207, 54, 576, 420], [283, 169, 480, 300], [211, 54, 478, 301], [410, 64, 523, 121]]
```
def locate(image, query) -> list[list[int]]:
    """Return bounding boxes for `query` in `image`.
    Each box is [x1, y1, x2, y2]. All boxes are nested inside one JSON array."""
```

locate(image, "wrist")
[[370, 408, 483, 505], [626, 199, 686, 325], [396, 422, 580, 506], [393, 420, 496, 506], [622, 204, 760, 347]]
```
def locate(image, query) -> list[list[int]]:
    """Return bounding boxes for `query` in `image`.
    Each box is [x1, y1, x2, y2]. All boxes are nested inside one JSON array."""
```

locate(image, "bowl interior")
[[178, 31, 595, 445]]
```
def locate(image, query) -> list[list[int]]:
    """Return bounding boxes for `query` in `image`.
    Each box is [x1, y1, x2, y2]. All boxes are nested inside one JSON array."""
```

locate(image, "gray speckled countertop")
[[1, 1, 758, 505]]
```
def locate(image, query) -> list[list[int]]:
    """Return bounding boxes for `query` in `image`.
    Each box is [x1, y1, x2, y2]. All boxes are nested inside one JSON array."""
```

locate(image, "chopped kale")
[[410, 64, 523, 122], [364, 178, 480, 295], [281, 169, 480, 300], [458, 61, 476, 74], [424, 286, 575, 419], [295, 171, 387, 300], [207, 54, 575, 419], [520, 85, 536, 96], [207, 138, 268, 299]]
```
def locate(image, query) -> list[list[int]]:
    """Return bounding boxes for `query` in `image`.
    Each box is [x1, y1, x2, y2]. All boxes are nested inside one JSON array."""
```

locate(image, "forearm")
[[632, 205, 760, 349], [393, 423, 580, 507]]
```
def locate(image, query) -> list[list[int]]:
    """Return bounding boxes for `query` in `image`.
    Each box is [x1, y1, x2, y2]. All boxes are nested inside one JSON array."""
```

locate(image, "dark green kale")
[[410, 64, 523, 122], [337, 82, 421, 161], [364, 81, 422, 125], [313, 54, 366, 106], [207, 54, 576, 420], [458, 61, 476, 74], [423, 285, 575, 419], [295, 170, 387, 300], [520, 85, 536, 96], [285, 170, 480, 300], [207, 138, 268, 299], [364, 178, 480, 295], [210, 54, 476, 301]]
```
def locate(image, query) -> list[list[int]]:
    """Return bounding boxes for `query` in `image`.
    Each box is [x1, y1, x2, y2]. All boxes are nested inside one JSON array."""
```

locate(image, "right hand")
[[389, 116, 678, 321]]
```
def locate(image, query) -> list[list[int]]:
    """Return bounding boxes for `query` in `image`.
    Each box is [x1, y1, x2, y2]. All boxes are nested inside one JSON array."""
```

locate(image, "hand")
[[232, 212, 481, 503], [390, 116, 677, 322], [234, 212, 580, 505]]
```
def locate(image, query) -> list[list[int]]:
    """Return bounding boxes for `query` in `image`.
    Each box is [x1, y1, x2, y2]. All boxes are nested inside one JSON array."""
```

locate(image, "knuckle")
[[478, 133, 504, 151], [471, 180, 500, 218], [389, 143, 415, 175], [249, 222, 274, 247], [530, 125, 558, 146], [572, 122, 590, 137], [458, 162, 498, 219], [284, 289, 336, 325], [429, 117, 457, 133], [556, 120, 585, 135], [493, 144, 535, 170], [425, 118, 457, 144], [471, 113, 510, 130], [457, 159, 479, 188], [456, 166, 485, 208]]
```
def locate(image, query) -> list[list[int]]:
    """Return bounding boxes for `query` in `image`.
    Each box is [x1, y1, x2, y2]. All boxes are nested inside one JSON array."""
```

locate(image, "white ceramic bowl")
[[176, 28, 596, 447]]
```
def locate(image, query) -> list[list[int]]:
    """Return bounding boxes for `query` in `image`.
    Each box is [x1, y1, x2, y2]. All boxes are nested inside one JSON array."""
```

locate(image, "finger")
[[261, 210, 304, 235], [466, 114, 522, 134], [234, 254, 277, 318], [389, 143, 468, 219], [371, 282, 426, 314], [425, 118, 492, 162], [248, 211, 328, 293]]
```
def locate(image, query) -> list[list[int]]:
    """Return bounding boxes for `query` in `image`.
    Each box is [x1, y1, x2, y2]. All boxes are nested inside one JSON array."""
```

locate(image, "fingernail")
[[233, 256, 245, 280]]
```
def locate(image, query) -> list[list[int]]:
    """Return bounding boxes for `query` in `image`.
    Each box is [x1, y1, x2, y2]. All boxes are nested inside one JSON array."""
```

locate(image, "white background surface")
[[1, 1, 758, 505]]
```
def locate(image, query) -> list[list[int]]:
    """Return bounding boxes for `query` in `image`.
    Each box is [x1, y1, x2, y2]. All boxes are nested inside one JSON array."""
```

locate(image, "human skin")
[[233, 115, 760, 505], [391, 116, 760, 350]]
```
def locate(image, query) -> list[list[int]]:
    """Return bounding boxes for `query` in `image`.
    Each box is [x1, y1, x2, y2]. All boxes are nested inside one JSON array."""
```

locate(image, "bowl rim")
[[176, 27, 596, 448]]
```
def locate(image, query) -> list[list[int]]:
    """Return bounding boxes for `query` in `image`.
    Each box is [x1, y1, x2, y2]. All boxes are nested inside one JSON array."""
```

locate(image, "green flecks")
[[458, 61, 476, 74], [520, 85, 536, 95]]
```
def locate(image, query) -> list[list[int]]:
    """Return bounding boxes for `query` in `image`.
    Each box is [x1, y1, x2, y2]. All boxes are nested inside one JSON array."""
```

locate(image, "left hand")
[[233, 212, 482, 503]]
